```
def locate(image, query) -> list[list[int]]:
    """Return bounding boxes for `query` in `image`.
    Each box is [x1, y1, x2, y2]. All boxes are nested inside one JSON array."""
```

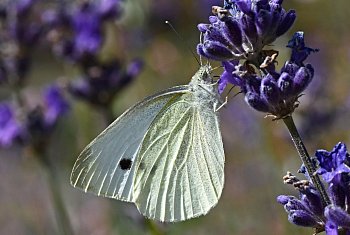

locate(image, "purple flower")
[[218, 33, 315, 118], [8, 0, 42, 46], [42, 0, 123, 63], [72, 3, 103, 58], [23, 84, 70, 152], [0, 103, 23, 147], [218, 60, 244, 93], [69, 59, 143, 107], [277, 194, 323, 228], [197, 0, 296, 64], [278, 143, 350, 234], [44, 84, 70, 126], [287, 31, 319, 65], [0, 0, 43, 83], [316, 143, 350, 184], [325, 206, 350, 229], [222, 60, 313, 118]]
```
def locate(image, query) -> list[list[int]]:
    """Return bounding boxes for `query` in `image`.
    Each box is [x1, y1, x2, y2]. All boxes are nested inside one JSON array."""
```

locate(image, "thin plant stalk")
[[282, 115, 331, 206], [40, 155, 74, 235]]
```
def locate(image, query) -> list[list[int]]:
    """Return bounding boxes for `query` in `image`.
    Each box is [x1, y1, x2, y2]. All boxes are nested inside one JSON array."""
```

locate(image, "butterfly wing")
[[70, 85, 189, 202], [133, 94, 225, 221]]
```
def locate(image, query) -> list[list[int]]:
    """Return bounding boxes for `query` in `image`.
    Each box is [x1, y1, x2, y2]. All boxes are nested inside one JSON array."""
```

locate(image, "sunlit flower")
[[197, 0, 296, 64]]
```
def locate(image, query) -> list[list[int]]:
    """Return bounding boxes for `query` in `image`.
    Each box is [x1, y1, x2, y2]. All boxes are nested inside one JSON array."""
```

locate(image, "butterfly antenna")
[[199, 32, 203, 66], [211, 65, 223, 71], [165, 20, 201, 66]]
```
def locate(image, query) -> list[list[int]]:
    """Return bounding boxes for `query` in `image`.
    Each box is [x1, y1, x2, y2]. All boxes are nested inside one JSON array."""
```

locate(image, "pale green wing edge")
[[70, 85, 189, 202], [133, 98, 225, 221]]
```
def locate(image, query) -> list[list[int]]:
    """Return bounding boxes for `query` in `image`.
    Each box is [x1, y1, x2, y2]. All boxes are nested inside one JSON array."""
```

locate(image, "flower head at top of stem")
[[197, 0, 296, 65]]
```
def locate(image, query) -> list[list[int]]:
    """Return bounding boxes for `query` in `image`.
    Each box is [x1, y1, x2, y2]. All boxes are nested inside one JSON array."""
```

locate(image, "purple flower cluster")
[[68, 59, 143, 107], [42, 0, 123, 64], [278, 143, 350, 234], [0, 84, 69, 148], [219, 32, 317, 118], [0, 0, 43, 85], [41, 0, 143, 109], [0, 0, 142, 149], [195, 0, 319, 118], [197, 0, 296, 64]]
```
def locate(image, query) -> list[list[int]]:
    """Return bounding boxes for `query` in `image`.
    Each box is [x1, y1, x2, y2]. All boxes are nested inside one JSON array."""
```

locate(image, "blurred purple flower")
[[69, 59, 143, 107], [0, 84, 69, 150], [0, 0, 43, 84], [44, 84, 70, 126], [72, 2, 103, 58], [42, 0, 123, 63], [0, 103, 23, 147]]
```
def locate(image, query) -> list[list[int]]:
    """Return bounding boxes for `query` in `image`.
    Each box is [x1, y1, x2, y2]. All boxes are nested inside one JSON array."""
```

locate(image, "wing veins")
[[196, 111, 220, 198], [157, 112, 192, 221], [143, 108, 192, 219], [135, 105, 192, 190]]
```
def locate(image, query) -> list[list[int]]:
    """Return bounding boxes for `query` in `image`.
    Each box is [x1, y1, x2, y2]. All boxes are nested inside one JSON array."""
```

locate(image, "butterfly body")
[[71, 65, 225, 222]]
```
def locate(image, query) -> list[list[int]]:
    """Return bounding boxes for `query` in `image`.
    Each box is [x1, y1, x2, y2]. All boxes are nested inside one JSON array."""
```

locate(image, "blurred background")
[[0, 0, 349, 234]]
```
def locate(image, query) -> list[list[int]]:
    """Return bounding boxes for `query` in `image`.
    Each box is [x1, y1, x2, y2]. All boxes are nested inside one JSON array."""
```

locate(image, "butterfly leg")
[[214, 96, 228, 112]]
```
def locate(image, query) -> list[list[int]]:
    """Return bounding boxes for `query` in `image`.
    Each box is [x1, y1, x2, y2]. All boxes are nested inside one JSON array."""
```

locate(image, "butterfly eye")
[[119, 158, 133, 170]]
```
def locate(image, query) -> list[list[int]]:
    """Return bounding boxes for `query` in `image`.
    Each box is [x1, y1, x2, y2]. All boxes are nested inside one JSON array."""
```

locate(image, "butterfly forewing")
[[133, 85, 225, 222], [70, 86, 189, 202]]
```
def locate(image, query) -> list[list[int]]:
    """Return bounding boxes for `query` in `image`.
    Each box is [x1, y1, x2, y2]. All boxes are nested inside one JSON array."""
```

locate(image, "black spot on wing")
[[119, 158, 132, 170]]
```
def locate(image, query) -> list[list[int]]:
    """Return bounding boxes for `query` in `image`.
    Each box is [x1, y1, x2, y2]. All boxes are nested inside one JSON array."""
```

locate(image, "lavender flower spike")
[[219, 32, 316, 118], [197, 0, 296, 64]]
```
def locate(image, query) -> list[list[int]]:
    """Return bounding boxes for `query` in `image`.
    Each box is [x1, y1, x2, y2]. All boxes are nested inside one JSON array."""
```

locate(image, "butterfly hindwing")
[[133, 91, 225, 222], [70, 86, 189, 202]]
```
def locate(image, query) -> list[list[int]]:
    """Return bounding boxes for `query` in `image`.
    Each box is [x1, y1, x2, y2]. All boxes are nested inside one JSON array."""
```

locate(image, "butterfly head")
[[192, 64, 213, 84]]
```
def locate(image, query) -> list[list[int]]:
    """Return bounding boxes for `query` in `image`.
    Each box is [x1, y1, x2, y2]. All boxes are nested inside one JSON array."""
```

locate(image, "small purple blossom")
[[316, 143, 350, 184], [218, 60, 243, 93], [0, 103, 23, 147], [44, 84, 70, 126], [287, 31, 319, 65], [197, 0, 296, 64]]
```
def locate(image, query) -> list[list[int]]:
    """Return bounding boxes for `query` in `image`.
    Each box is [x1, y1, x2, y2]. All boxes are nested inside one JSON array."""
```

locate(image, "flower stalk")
[[282, 115, 331, 207], [41, 155, 75, 235]]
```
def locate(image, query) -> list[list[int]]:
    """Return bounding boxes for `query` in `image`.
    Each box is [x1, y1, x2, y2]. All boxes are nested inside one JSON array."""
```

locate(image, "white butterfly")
[[70, 64, 225, 222]]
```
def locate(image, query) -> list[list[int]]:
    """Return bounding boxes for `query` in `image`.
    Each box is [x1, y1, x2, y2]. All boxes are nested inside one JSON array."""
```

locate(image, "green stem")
[[144, 219, 164, 235], [100, 104, 115, 126], [282, 115, 331, 207], [41, 156, 74, 235]]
